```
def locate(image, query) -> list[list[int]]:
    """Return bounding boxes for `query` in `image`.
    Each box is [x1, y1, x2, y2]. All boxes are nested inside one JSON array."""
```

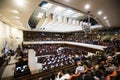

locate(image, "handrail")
[[16, 64, 76, 80], [106, 71, 117, 80], [68, 72, 81, 80], [68, 66, 95, 80]]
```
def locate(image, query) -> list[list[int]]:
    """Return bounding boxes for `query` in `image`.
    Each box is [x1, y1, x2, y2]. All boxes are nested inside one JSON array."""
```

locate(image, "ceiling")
[[0, 0, 120, 32], [49, 0, 120, 27]]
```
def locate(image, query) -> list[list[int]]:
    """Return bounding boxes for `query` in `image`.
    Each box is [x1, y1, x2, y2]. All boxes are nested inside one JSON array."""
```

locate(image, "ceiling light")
[[106, 20, 109, 23], [14, 16, 20, 19], [108, 24, 111, 27], [97, 11, 102, 15], [14, 0, 26, 7], [107, 22, 110, 27], [37, 13, 44, 18], [41, 3, 53, 10], [84, 4, 90, 10], [12, 10, 20, 14], [103, 16, 107, 20], [65, 0, 70, 2]]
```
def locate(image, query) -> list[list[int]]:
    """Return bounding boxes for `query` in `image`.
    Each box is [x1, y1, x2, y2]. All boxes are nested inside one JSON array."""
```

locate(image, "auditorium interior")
[[0, 0, 120, 80]]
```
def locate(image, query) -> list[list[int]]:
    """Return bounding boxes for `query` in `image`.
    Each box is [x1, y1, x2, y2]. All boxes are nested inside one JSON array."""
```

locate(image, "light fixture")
[[103, 16, 107, 20], [107, 23, 111, 27], [97, 11, 102, 15], [65, 0, 70, 2], [37, 12, 44, 18], [12, 10, 20, 14], [41, 3, 53, 10], [84, 4, 90, 10], [106, 20, 109, 23], [13, 0, 26, 7], [14, 16, 20, 19]]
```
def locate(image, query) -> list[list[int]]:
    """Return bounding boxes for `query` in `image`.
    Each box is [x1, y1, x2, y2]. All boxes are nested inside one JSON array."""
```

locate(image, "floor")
[[0, 53, 18, 80], [0, 50, 42, 80]]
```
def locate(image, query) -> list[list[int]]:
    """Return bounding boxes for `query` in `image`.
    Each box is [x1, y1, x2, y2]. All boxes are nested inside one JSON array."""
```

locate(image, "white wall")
[[0, 21, 23, 54]]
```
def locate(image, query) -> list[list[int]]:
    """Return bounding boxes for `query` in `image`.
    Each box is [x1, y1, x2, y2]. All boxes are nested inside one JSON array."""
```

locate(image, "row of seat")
[[106, 66, 120, 80], [68, 65, 120, 80], [68, 66, 94, 80]]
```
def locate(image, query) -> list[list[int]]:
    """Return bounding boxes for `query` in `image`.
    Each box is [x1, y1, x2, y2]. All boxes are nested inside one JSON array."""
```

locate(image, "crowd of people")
[[24, 29, 120, 47], [34, 40, 120, 80], [50, 51, 120, 80], [38, 52, 75, 70], [21, 30, 120, 80]]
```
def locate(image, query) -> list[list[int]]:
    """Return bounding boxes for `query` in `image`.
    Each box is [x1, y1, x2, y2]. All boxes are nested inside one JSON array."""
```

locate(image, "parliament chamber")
[[0, 0, 120, 80]]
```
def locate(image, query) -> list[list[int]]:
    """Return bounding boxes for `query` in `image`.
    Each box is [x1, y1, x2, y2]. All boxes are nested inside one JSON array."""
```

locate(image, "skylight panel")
[[37, 12, 44, 18], [41, 3, 53, 10]]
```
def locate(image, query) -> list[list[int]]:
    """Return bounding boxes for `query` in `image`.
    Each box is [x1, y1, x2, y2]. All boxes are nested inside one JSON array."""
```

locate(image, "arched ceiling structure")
[[0, 0, 119, 32]]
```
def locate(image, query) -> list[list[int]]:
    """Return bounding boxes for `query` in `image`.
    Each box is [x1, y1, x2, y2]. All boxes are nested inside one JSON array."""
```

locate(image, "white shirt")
[[55, 74, 70, 80], [75, 66, 85, 74]]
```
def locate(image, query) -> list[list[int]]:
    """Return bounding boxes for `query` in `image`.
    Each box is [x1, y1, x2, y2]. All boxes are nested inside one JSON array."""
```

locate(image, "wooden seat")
[[106, 70, 117, 80], [69, 72, 81, 80]]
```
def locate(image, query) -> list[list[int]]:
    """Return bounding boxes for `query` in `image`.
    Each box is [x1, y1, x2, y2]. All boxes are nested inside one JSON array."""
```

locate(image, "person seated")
[[106, 62, 118, 73], [55, 70, 70, 80], [84, 71, 95, 80], [75, 61, 88, 80], [94, 70, 105, 80], [75, 61, 87, 74]]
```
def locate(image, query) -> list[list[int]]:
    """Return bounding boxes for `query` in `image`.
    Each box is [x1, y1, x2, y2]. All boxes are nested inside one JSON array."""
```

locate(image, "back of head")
[[77, 61, 82, 66], [61, 69, 67, 74]]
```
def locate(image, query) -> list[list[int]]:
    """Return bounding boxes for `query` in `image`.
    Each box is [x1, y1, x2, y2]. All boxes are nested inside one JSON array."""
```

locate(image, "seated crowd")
[[53, 51, 120, 80], [28, 44, 87, 71], [21, 34, 120, 80], [38, 52, 75, 70], [33, 41, 120, 80]]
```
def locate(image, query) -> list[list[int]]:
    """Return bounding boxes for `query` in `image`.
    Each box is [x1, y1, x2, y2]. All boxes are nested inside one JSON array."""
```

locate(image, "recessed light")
[[13, 0, 26, 7], [41, 3, 53, 10], [12, 10, 20, 14], [107, 22, 110, 26], [14, 16, 20, 19], [103, 16, 107, 20], [84, 4, 90, 10], [106, 20, 109, 23], [65, 0, 70, 2], [97, 11, 102, 15], [108, 24, 111, 27]]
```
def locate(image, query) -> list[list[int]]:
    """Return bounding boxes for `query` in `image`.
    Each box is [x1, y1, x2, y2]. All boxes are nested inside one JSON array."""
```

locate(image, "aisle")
[[28, 49, 42, 74], [1, 54, 18, 80]]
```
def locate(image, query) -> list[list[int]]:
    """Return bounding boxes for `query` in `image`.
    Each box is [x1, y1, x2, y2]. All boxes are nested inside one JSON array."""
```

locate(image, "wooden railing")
[[16, 64, 76, 80]]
